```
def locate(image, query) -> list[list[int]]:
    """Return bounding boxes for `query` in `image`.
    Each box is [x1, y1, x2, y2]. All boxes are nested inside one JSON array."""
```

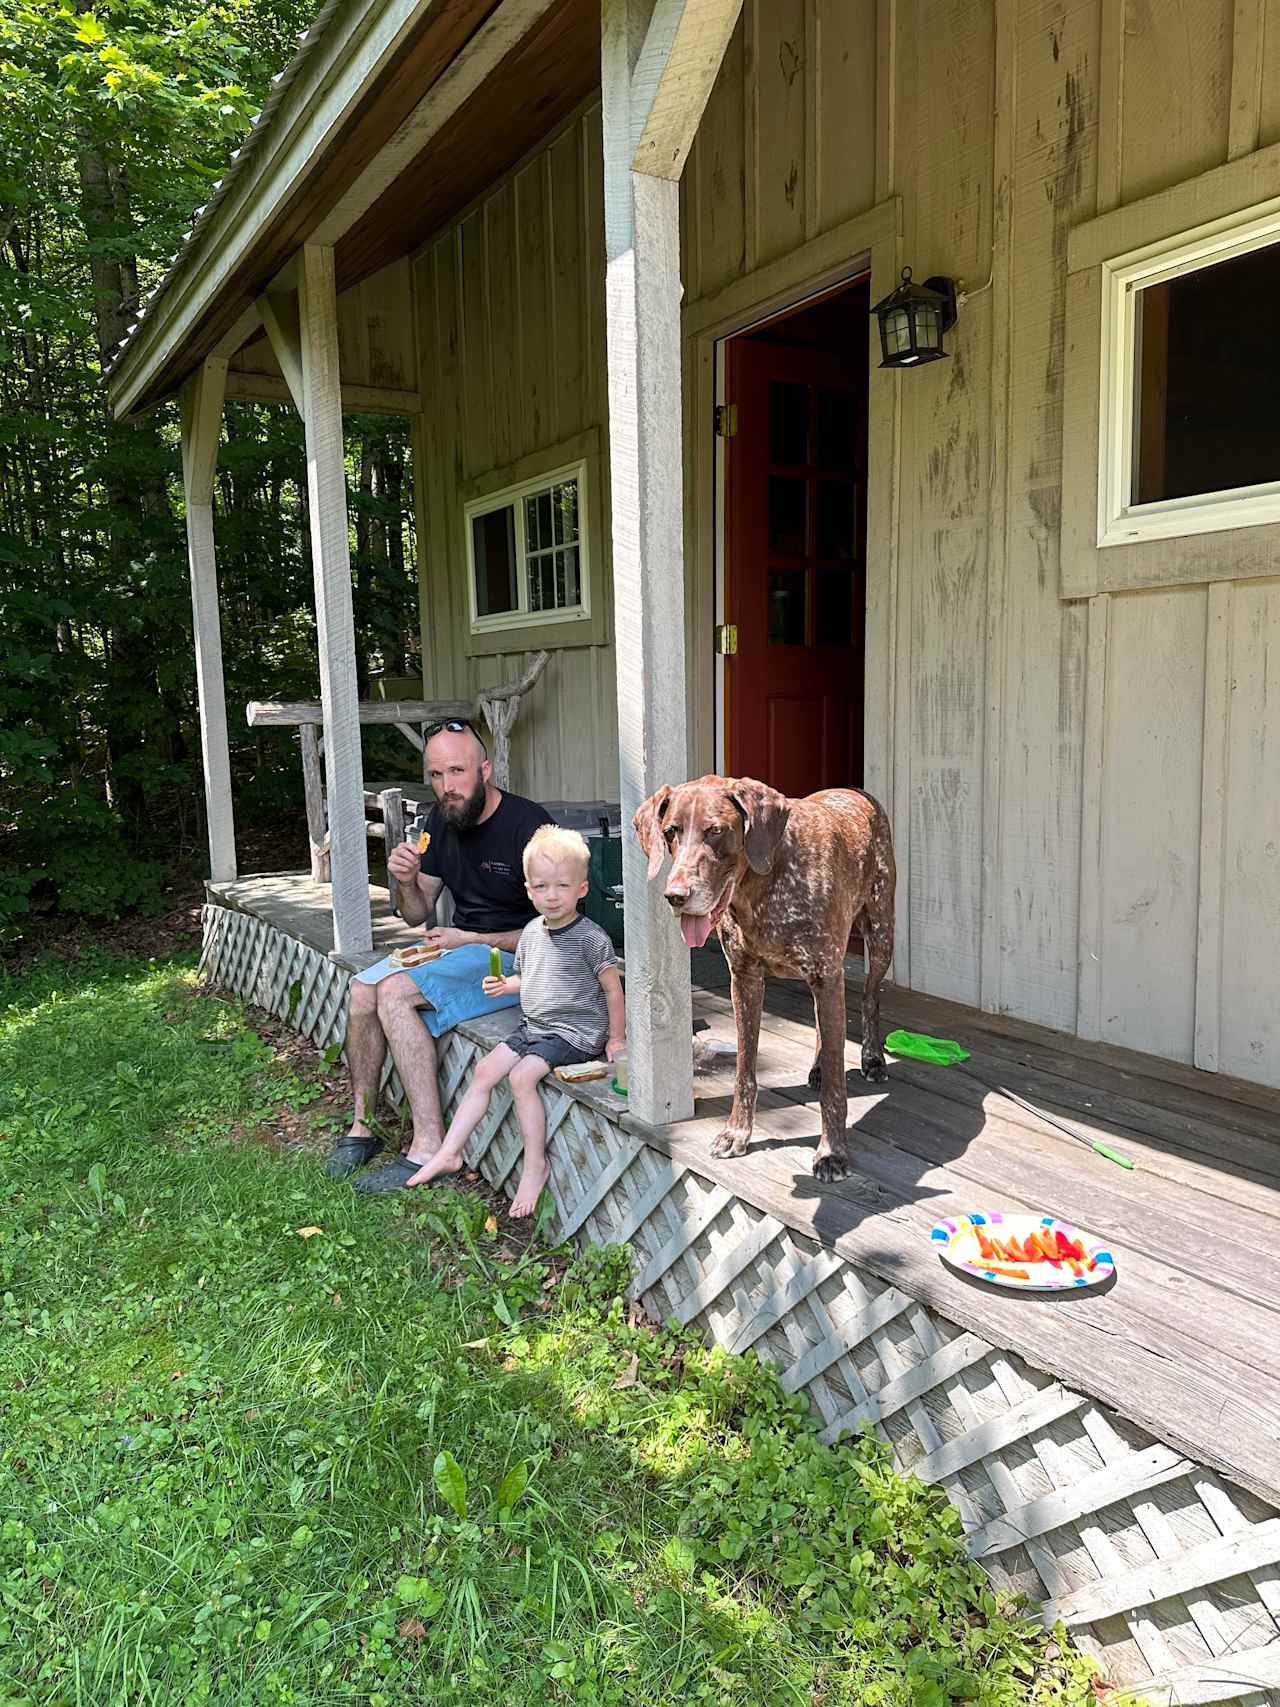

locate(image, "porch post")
[[601, 1, 707, 1126], [602, 0, 740, 1124], [297, 243, 373, 957], [179, 357, 236, 883]]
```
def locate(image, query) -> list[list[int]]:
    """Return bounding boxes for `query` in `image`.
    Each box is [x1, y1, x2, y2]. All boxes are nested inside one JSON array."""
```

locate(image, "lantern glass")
[[914, 299, 942, 355], [883, 306, 913, 357], [871, 268, 956, 367]]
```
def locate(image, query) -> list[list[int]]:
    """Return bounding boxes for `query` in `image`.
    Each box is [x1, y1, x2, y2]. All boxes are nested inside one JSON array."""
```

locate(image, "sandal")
[[325, 1132, 383, 1180], [354, 1154, 464, 1194]]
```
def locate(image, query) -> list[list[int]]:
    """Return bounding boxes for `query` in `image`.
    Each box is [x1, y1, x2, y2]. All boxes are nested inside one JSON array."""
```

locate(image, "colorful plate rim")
[[930, 1211, 1115, 1292]]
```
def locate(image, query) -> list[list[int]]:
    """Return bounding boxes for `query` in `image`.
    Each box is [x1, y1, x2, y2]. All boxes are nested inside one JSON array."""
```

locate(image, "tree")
[[0, 0, 419, 937]]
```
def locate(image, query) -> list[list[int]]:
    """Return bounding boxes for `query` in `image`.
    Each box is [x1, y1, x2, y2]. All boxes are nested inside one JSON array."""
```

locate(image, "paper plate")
[[930, 1212, 1115, 1292]]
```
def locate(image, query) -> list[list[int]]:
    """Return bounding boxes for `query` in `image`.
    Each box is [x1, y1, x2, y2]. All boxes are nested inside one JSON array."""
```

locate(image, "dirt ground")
[[0, 823, 306, 977]]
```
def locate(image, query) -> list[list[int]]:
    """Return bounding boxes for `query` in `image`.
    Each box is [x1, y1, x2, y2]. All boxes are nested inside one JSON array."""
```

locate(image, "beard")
[[438, 774, 487, 830]]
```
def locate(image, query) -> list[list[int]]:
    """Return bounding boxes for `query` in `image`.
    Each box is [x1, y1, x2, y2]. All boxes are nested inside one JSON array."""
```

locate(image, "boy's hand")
[[482, 975, 510, 998], [605, 1036, 625, 1061]]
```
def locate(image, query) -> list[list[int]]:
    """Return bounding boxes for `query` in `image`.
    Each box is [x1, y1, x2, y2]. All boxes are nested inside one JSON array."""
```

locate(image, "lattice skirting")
[[200, 904, 1280, 1705]]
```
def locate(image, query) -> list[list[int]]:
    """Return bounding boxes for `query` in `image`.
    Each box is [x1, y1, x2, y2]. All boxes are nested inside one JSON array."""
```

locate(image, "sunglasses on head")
[[424, 717, 488, 754]]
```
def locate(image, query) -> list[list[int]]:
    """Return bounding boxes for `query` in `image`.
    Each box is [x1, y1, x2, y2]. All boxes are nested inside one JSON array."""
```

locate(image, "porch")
[[201, 872, 1280, 1707]]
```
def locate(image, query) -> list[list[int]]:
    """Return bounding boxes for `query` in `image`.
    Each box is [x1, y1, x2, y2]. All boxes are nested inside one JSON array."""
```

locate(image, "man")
[[328, 719, 552, 1192]]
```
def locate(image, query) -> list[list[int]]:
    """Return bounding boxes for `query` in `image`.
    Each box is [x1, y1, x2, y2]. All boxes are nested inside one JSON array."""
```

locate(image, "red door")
[[724, 286, 868, 798]]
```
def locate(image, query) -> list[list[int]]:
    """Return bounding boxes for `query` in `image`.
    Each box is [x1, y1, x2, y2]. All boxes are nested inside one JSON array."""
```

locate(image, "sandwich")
[[390, 942, 446, 970]]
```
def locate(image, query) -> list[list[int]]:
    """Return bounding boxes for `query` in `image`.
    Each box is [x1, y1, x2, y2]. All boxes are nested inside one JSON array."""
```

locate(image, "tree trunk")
[[352, 429, 373, 696], [377, 437, 408, 676], [76, 121, 179, 840]]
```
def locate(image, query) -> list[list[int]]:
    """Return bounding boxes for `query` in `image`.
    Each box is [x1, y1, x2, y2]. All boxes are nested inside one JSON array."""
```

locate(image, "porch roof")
[[105, 0, 598, 422]]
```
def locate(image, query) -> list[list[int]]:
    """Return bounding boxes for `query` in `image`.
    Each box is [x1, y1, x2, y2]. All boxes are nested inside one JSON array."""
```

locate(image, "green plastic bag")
[[884, 1028, 970, 1066]]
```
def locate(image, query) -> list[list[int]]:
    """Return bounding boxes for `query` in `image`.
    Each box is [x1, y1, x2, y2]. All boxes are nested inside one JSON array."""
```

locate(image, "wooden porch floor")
[[205, 872, 1280, 1515], [679, 945, 1280, 1515]]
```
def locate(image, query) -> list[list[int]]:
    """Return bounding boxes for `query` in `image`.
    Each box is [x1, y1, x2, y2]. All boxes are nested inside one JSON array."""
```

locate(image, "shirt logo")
[[480, 860, 514, 878]]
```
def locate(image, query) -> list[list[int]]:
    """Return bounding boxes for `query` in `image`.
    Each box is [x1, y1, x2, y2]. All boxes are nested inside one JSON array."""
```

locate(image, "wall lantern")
[[870, 268, 958, 368]]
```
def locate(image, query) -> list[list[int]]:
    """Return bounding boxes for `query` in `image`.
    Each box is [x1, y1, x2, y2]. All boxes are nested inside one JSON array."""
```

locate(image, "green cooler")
[[541, 801, 625, 956], [585, 828, 624, 955]]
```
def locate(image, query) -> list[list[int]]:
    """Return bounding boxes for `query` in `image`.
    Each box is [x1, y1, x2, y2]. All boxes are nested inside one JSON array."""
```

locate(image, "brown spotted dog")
[[635, 777, 895, 1182]]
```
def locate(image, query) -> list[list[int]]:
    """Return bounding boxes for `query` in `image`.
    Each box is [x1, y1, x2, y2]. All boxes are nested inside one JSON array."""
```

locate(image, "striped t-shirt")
[[513, 914, 617, 1052]]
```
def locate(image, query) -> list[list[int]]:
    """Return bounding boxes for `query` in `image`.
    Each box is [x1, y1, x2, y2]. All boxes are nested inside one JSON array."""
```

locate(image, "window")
[[1098, 206, 1280, 547], [465, 463, 589, 633]]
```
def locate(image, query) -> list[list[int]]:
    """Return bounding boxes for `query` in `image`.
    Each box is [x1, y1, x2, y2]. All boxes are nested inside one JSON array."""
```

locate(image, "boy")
[[404, 825, 625, 1217]]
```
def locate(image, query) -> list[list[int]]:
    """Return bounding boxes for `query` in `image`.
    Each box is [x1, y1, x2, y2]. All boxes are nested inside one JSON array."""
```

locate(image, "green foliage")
[[0, 0, 420, 940], [433, 1451, 470, 1522], [0, 951, 1113, 1706]]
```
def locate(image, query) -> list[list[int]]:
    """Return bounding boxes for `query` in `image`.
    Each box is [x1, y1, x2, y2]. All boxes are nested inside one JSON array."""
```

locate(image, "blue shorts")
[[353, 942, 517, 1038]]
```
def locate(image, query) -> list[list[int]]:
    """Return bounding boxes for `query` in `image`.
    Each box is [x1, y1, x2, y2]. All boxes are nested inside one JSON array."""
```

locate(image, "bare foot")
[[404, 1145, 462, 1188], [403, 1135, 443, 1166], [509, 1157, 549, 1219]]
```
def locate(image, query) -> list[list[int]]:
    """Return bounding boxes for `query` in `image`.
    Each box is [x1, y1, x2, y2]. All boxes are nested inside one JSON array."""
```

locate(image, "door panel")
[[767, 696, 823, 798], [725, 297, 868, 799]]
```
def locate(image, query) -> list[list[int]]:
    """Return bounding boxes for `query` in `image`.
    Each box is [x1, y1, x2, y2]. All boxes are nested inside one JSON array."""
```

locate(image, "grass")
[[0, 951, 1110, 1707]]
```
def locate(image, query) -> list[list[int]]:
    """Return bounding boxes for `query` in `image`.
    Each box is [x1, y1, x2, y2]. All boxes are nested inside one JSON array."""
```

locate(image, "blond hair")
[[523, 822, 591, 880]]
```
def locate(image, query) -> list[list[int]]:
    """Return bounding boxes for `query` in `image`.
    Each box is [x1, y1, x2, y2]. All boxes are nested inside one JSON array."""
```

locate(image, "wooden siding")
[[404, 0, 1280, 1088], [229, 256, 417, 392], [678, 0, 1280, 1086], [411, 108, 620, 805]]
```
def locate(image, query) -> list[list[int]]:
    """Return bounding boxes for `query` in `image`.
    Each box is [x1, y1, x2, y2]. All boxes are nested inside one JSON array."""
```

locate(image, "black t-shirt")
[[418, 791, 553, 934]]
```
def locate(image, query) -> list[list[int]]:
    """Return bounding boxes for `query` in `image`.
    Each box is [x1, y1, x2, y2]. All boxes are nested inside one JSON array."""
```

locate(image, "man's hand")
[[606, 1035, 625, 1062], [424, 926, 472, 952], [387, 837, 424, 885]]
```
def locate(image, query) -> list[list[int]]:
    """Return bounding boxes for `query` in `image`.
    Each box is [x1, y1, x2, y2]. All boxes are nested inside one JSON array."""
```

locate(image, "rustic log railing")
[[246, 651, 550, 888]]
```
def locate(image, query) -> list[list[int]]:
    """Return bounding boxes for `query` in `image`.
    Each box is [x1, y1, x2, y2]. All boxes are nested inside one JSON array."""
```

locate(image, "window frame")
[[1062, 142, 1280, 599], [1098, 202, 1280, 549], [464, 458, 591, 636]]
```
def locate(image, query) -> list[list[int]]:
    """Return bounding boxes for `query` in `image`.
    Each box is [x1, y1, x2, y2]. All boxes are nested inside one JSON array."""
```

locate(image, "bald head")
[[426, 723, 487, 768], [426, 725, 494, 829]]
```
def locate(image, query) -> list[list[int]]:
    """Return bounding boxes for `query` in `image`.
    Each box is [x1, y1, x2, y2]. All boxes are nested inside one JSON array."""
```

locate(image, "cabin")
[[107, 1, 1280, 1698]]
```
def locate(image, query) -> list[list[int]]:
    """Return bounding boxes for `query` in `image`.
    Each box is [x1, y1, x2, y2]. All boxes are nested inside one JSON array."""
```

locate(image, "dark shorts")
[[504, 1023, 600, 1069]]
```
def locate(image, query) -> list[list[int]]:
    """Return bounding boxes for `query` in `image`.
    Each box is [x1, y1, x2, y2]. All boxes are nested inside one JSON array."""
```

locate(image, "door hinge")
[[714, 403, 738, 438], [715, 623, 738, 656]]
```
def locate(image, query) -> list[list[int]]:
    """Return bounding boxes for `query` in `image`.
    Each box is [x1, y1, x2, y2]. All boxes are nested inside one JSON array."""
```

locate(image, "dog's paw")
[[860, 1054, 888, 1084], [710, 1126, 750, 1159], [807, 1062, 822, 1091], [812, 1150, 849, 1183]]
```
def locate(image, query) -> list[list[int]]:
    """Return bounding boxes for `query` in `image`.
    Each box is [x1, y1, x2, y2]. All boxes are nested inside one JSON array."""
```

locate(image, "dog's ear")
[[729, 778, 790, 875], [634, 785, 674, 880]]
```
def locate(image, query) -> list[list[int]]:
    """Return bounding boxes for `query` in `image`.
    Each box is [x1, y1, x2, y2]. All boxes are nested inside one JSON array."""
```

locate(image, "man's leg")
[[508, 1054, 552, 1219], [346, 978, 387, 1136], [326, 978, 389, 1178], [376, 973, 446, 1164]]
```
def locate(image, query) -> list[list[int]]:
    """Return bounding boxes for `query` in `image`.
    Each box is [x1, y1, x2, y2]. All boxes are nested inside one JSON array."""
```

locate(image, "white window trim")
[[1098, 198, 1280, 549], [464, 459, 591, 635]]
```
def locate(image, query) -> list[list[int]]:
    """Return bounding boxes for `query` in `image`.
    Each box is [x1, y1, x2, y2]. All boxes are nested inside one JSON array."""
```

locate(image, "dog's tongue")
[[680, 913, 715, 950]]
